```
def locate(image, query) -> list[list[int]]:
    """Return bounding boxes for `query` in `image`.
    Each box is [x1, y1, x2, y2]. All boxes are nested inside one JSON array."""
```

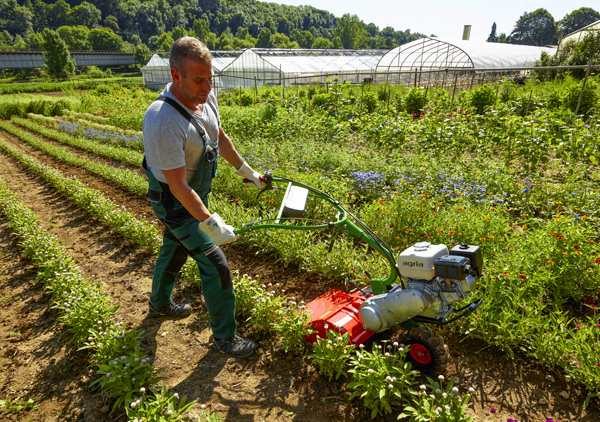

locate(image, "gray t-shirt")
[[142, 83, 220, 184]]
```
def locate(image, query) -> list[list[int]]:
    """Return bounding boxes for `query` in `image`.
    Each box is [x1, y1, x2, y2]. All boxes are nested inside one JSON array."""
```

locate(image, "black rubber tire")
[[400, 325, 448, 375]]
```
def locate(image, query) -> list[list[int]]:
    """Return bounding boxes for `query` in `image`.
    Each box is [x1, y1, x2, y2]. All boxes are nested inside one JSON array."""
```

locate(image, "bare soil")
[[0, 124, 599, 422]]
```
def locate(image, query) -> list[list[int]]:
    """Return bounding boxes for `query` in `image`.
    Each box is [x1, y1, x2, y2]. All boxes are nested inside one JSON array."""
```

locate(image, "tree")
[[290, 29, 314, 48], [133, 43, 152, 66], [558, 7, 600, 37], [0, 0, 33, 38], [27, 31, 44, 49], [273, 33, 298, 48], [88, 27, 124, 51], [312, 36, 333, 49], [42, 28, 75, 80], [193, 16, 211, 41], [334, 13, 367, 49], [487, 22, 498, 42], [256, 28, 273, 48], [47, 0, 71, 29], [57, 25, 91, 51], [509, 8, 558, 46], [148, 32, 174, 52], [103, 15, 119, 32], [68, 1, 101, 28]]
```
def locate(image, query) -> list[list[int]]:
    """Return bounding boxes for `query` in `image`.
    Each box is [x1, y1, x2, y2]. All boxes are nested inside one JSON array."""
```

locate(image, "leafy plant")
[[347, 341, 418, 419], [92, 346, 165, 411], [125, 385, 198, 421], [399, 375, 475, 421], [309, 330, 355, 380], [469, 84, 496, 114], [404, 87, 428, 115]]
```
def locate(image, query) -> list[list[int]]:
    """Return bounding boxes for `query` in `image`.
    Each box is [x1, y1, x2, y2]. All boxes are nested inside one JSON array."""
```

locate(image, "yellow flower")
[[488, 235, 495, 239], [563, 252, 568, 255]]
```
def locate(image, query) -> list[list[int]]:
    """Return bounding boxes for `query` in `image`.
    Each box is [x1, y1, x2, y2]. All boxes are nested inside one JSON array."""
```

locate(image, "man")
[[142, 37, 263, 359]]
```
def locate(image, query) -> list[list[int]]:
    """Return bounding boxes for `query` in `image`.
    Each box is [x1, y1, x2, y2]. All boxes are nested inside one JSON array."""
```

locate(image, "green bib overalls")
[[143, 115, 236, 339]]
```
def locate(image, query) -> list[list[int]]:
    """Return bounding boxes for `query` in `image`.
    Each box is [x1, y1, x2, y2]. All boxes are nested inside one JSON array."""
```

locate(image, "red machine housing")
[[303, 289, 375, 346]]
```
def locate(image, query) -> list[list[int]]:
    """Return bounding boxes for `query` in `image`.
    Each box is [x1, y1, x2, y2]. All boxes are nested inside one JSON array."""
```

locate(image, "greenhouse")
[[215, 48, 383, 89], [375, 37, 556, 85], [559, 19, 600, 50], [141, 52, 239, 91]]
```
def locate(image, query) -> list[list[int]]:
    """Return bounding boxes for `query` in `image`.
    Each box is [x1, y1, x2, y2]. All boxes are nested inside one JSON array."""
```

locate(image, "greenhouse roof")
[[142, 51, 240, 73], [221, 48, 384, 75], [560, 20, 600, 48], [377, 37, 556, 72]]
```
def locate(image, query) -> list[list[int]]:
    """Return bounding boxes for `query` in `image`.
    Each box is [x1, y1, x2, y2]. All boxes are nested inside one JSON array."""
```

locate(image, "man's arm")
[[161, 165, 211, 222], [217, 126, 244, 169]]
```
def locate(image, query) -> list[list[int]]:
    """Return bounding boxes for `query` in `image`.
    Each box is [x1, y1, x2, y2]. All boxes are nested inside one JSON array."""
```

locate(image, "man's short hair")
[[170, 37, 212, 75]]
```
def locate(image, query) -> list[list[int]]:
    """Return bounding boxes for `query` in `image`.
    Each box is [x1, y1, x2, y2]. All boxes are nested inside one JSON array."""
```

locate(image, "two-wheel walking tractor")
[[236, 174, 483, 374]]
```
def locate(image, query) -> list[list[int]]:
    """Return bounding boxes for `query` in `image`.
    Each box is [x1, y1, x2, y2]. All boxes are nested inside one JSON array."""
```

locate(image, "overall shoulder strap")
[[155, 96, 208, 139]]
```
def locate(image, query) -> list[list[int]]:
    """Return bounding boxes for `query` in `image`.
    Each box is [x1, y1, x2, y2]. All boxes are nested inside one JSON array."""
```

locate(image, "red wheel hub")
[[410, 343, 432, 364]]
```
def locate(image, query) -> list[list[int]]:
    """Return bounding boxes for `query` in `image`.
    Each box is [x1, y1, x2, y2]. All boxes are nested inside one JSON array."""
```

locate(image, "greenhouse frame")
[[215, 48, 383, 89], [375, 37, 556, 85], [142, 40, 557, 91], [141, 51, 239, 90], [559, 19, 600, 50]]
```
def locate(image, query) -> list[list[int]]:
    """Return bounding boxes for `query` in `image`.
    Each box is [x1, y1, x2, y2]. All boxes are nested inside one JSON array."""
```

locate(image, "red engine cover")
[[303, 289, 374, 346]]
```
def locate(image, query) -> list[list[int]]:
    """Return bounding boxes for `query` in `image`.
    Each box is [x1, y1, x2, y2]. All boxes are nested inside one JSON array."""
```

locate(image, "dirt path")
[[0, 125, 599, 422]]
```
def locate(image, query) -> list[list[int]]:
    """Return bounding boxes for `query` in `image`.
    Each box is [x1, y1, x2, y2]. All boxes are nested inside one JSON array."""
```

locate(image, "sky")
[[272, 0, 599, 41]]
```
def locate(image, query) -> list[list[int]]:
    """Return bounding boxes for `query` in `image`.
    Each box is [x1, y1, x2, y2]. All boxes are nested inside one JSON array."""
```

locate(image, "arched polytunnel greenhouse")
[[216, 48, 383, 89], [375, 37, 556, 85]]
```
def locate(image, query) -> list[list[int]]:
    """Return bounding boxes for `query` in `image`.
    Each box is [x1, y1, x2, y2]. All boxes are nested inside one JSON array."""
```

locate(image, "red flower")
[[595, 257, 600, 264], [585, 297, 595, 306], [573, 245, 581, 250], [549, 233, 557, 237], [518, 274, 527, 279]]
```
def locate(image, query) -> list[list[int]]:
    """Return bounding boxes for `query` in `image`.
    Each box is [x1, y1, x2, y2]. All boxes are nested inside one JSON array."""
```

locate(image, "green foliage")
[[309, 330, 355, 380], [469, 84, 496, 114], [509, 8, 558, 46], [125, 385, 201, 421], [41, 28, 75, 80], [0, 396, 38, 414], [91, 346, 165, 411], [399, 376, 475, 422], [558, 7, 600, 36], [404, 87, 428, 115], [271, 308, 315, 355], [347, 341, 418, 419], [564, 79, 598, 115]]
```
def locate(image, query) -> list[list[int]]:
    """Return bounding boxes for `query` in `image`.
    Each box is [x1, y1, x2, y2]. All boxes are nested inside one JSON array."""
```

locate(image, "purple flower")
[[490, 408, 496, 413]]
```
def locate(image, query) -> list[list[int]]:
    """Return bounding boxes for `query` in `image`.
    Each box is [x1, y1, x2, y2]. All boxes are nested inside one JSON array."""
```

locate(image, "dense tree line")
[[0, 0, 425, 58]]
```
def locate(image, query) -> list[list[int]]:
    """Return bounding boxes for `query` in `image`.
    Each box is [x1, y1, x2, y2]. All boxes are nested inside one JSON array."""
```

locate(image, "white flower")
[[140, 387, 146, 393], [438, 374, 445, 381], [436, 407, 442, 414], [420, 384, 427, 391], [452, 387, 459, 394], [468, 387, 475, 393]]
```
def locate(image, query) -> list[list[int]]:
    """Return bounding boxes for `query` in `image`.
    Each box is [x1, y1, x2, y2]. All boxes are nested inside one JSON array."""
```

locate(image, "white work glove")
[[235, 162, 264, 189], [198, 213, 238, 246]]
